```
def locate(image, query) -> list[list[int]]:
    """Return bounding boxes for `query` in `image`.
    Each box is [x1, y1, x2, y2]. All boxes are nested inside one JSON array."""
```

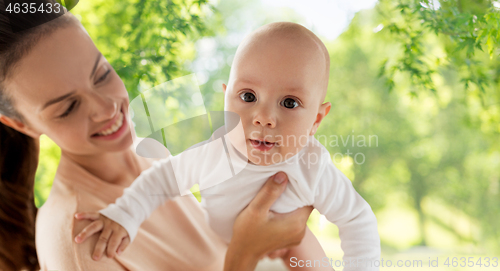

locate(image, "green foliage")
[[324, 6, 500, 252], [34, 135, 61, 208], [72, 0, 214, 100], [378, 0, 500, 99]]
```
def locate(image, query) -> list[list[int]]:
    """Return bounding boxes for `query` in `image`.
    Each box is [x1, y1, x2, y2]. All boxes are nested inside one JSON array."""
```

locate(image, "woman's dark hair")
[[0, 1, 77, 270]]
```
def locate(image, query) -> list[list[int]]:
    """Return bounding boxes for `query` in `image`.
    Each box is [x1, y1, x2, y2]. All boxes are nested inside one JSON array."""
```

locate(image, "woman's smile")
[[91, 108, 128, 140]]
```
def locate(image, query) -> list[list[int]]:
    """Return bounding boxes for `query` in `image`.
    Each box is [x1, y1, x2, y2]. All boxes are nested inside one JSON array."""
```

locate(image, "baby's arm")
[[314, 163, 380, 271], [282, 227, 333, 270], [98, 157, 188, 241], [74, 156, 196, 259]]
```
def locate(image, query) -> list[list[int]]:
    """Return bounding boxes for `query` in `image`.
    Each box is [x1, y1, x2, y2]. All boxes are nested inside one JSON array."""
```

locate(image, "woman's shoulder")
[[35, 178, 77, 268], [35, 177, 80, 250], [36, 177, 79, 229], [36, 174, 113, 239], [36, 178, 126, 270]]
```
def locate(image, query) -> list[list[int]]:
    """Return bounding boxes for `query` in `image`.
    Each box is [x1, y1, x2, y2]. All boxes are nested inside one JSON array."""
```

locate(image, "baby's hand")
[[74, 212, 130, 261]]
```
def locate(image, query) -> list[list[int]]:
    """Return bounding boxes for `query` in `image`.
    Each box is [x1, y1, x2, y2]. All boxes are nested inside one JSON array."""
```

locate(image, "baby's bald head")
[[230, 22, 330, 102]]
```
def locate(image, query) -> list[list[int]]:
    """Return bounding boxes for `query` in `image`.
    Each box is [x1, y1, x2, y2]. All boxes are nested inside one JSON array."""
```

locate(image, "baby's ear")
[[321, 102, 331, 117], [222, 83, 227, 94], [309, 102, 331, 136]]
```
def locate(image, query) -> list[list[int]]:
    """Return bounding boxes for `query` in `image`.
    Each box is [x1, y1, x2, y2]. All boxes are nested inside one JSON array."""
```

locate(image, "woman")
[[0, 3, 313, 271]]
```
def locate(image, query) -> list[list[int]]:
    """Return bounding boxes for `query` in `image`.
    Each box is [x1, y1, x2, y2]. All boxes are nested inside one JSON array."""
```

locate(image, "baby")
[[75, 22, 380, 270]]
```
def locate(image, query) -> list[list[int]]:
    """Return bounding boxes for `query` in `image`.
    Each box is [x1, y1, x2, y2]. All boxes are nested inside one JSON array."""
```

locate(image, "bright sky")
[[193, 0, 380, 84], [261, 0, 379, 40]]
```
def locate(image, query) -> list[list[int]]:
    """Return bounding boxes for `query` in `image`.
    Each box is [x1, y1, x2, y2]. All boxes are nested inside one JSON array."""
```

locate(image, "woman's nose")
[[252, 108, 276, 128], [89, 92, 117, 122]]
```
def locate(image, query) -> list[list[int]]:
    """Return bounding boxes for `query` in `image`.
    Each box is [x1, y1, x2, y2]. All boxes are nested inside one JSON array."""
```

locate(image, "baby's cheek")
[[227, 121, 248, 157], [280, 131, 309, 156], [280, 145, 301, 160], [284, 129, 308, 147]]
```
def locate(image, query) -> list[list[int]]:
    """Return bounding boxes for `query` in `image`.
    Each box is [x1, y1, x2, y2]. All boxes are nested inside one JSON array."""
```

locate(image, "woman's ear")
[[0, 115, 41, 138], [309, 102, 331, 136], [222, 83, 227, 94]]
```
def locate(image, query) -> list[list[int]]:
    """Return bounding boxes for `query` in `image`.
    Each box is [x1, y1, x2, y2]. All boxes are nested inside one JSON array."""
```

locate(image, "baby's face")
[[224, 33, 330, 166]]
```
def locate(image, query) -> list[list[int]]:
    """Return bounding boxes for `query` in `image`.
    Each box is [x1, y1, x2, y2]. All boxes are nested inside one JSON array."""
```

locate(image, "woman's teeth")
[[96, 112, 123, 136]]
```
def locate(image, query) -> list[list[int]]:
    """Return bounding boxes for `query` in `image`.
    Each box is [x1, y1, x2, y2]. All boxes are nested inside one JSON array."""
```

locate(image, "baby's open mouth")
[[250, 139, 275, 151]]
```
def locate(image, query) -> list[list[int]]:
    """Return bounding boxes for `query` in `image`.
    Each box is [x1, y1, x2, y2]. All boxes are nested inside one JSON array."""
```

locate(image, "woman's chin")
[[108, 130, 134, 152], [116, 131, 134, 150]]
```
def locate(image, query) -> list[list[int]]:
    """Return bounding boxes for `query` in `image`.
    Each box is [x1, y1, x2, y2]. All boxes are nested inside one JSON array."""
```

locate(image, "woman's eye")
[[95, 69, 111, 84], [239, 92, 256, 102], [59, 101, 77, 118], [282, 98, 298, 109]]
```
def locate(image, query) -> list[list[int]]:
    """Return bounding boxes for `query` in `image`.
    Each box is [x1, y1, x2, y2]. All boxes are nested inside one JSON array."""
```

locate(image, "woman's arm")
[[224, 172, 314, 271]]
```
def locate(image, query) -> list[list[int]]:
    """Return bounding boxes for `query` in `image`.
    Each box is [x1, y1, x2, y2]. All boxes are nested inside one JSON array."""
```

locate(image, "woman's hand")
[[224, 172, 314, 271]]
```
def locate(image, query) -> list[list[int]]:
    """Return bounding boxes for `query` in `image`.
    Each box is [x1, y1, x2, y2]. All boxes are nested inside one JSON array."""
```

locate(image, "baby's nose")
[[253, 114, 276, 128]]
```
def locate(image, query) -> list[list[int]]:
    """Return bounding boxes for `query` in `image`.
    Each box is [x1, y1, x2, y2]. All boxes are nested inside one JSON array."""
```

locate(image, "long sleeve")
[[313, 163, 381, 271], [99, 156, 195, 241], [99, 131, 236, 242]]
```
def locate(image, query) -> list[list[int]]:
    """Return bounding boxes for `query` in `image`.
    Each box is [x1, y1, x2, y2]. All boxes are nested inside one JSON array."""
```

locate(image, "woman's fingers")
[[74, 220, 104, 243], [92, 227, 112, 261], [249, 172, 288, 211], [74, 212, 101, 220], [267, 248, 288, 259], [272, 206, 314, 247], [286, 205, 314, 225], [116, 236, 130, 256]]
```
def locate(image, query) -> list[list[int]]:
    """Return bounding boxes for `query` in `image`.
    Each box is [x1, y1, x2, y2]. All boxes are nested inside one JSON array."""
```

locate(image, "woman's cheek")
[[51, 122, 88, 150]]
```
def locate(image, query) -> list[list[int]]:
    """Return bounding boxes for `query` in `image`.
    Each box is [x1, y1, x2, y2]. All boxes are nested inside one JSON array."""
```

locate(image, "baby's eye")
[[281, 98, 298, 109], [240, 92, 256, 102]]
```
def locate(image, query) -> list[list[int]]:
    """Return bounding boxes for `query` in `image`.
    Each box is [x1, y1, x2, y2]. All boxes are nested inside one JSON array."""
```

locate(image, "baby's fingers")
[[116, 237, 130, 256], [74, 220, 104, 243], [106, 231, 128, 258], [75, 212, 101, 220], [92, 227, 112, 261]]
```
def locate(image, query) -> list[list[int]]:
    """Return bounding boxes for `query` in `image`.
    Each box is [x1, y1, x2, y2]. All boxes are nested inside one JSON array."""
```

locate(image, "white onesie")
[[100, 127, 381, 270]]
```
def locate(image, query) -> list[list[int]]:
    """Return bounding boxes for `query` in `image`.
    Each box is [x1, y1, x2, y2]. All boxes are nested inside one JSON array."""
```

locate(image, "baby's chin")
[[247, 154, 277, 166], [246, 147, 302, 166]]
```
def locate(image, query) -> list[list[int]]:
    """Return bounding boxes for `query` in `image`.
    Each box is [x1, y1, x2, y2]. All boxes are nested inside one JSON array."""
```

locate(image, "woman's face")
[[5, 21, 133, 155]]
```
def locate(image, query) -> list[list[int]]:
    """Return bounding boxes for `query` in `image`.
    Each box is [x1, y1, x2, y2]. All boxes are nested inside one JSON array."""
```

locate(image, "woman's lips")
[[91, 108, 128, 140], [250, 139, 275, 151], [93, 108, 122, 135]]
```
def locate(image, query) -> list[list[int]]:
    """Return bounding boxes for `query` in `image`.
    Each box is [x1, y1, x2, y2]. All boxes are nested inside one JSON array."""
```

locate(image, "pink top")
[[35, 153, 227, 270]]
